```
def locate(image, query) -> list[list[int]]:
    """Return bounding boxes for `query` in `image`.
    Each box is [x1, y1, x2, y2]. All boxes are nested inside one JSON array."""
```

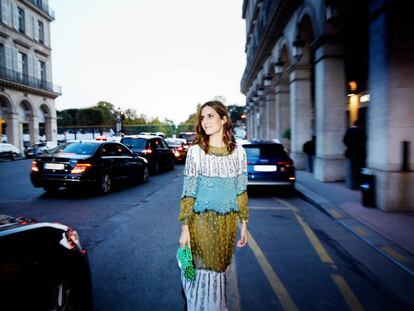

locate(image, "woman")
[[178, 101, 248, 310]]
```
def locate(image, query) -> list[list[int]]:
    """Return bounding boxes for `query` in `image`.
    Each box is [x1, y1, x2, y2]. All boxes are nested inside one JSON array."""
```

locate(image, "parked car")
[[0, 214, 92, 311], [165, 138, 188, 163], [178, 132, 196, 144], [30, 140, 149, 193], [25, 141, 57, 158], [0, 143, 20, 161], [120, 135, 175, 174], [242, 140, 296, 189]]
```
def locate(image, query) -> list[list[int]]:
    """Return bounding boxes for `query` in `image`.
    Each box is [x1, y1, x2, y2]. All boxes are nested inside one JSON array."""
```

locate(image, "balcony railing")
[[26, 0, 55, 19], [0, 66, 61, 95]]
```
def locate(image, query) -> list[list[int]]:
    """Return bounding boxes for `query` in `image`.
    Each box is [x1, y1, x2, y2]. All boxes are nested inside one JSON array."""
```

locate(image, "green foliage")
[[227, 105, 244, 125]]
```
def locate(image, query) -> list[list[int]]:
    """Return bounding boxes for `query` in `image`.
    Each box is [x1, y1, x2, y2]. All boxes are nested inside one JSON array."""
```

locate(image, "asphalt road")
[[0, 159, 413, 310]]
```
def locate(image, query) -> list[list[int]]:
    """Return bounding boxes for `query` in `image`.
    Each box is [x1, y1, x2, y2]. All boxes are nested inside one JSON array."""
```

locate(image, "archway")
[[17, 100, 35, 149]]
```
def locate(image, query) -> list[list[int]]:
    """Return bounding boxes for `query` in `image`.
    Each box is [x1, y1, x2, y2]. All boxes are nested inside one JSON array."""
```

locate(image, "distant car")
[[25, 141, 57, 158], [242, 140, 296, 189], [121, 135, 175, 174], [165, 138, 187, 163], [30, 140, 149, 193], [0, 143, 20, 161], [178, 132, 196, 144], [138, 132, 166, 138], [0, 214, 92, 311]]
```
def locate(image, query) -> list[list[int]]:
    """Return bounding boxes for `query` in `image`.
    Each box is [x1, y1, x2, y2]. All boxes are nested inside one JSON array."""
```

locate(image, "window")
[[38, 20, 44, 43], [18, 7, 25, 33], [0, 44, 5, 74], [39, 60, 46, 85], [116, 144, 132, 157], [17, 51, 27, 81]]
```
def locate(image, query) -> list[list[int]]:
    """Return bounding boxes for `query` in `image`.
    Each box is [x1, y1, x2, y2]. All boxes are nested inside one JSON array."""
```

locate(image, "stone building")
[[240, 0, 414, 211], [0, 0, 60, 150]]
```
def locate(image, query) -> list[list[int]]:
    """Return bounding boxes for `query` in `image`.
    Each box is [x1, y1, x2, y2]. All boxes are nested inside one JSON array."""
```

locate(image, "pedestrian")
[[302, 135, 316, 173], [343, 120, 366, 189], [178, 101, 248, 311]]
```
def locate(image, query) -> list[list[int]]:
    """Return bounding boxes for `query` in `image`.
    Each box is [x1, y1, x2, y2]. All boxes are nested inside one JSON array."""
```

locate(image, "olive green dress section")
[[179, 145, 248, 272]]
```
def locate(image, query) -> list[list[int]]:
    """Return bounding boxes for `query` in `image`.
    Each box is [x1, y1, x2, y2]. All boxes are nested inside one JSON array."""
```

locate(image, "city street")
[[0, 160, 413, 311]]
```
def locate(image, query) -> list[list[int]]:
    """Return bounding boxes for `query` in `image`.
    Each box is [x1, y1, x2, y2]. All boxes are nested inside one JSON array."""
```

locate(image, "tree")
[[77, 108, 104, 126], [95, 101, 116, 126], [227, 105, 244, 125], [57, 109, 79, 126]]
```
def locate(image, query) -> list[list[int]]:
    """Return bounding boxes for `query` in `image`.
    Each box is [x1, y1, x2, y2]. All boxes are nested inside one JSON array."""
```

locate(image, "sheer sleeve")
[[178, 146, 199, 224], [236, 146, 248, 223]]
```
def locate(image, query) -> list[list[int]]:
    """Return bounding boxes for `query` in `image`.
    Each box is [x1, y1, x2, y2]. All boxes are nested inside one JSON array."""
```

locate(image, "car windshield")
[[121, 138, 147, 150], [51, 142, 99, 155], [243, 144, 287, 158]]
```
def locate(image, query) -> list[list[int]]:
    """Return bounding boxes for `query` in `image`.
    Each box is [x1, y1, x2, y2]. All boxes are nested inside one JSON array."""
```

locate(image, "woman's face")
[[200, 106, 225, 136]]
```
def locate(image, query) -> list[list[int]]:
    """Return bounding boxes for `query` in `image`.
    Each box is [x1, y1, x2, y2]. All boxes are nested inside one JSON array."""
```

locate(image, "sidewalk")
[[295, 170, 414, 277]]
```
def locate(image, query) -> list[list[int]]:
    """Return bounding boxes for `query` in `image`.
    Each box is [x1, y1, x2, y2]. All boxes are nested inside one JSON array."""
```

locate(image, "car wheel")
[[141, 166, 149, 183], [99, 173, 111, 194], [43, 185, 60, 193]]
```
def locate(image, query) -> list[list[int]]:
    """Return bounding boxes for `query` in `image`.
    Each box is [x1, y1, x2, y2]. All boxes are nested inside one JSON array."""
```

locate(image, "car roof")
[[122, 135, 160, 140], [66, 139, 106, 144], [242, 139, 282, 145]]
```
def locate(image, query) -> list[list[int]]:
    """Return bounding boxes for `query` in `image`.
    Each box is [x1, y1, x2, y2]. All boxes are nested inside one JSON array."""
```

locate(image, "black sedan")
[[120, 135, 175, 174], [242, 140, 296, 189], [31, 140, 149, 193], [165, 138, 187, 163], [0, 214, 92, 311]]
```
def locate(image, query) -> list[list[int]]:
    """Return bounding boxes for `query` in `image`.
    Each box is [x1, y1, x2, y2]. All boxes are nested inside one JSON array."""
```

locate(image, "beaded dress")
[[179, 144, 248, 311]]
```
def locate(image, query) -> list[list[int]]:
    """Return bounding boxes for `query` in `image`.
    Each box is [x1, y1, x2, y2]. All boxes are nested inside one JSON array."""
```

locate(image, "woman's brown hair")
[[193, 101, 236, 154]]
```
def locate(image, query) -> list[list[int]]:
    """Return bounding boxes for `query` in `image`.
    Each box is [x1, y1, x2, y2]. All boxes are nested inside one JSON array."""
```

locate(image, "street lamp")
[[264, 76, 272, 86], [274, 57, 284, 78], [325, 0, 339, 27], [292, 29, 305, 62]]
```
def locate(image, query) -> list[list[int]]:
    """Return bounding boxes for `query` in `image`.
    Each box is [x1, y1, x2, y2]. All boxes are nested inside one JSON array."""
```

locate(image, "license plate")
[[44, 163, 65, 170], [253, 165, 277, 172]]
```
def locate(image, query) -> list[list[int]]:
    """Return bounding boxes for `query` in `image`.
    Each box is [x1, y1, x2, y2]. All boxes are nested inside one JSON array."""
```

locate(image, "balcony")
[[0, 66, 61, 96], [25, 0, 55, 20]]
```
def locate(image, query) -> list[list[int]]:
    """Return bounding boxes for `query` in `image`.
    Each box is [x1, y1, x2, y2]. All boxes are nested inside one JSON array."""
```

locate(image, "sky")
[[49, 0, 247, 125]]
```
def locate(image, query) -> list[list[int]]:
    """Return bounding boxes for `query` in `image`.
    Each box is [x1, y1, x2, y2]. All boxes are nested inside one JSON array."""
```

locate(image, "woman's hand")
[[237, 223, 248, 248], [179, 225, 191, 249]]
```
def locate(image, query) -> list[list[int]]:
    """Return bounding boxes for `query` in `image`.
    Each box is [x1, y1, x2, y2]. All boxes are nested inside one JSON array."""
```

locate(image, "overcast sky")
[[49, 0, 246, 125]]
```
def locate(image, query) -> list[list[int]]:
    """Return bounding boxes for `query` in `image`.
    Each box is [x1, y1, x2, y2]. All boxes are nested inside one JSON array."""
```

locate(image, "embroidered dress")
[[179, 144, 248, 311]]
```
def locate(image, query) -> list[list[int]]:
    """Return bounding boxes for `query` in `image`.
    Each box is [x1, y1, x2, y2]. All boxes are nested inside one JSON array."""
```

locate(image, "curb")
[[295, 182, 414, 278]]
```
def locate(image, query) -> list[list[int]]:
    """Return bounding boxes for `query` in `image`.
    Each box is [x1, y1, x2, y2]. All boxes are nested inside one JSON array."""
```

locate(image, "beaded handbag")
[[177, 245, 196, 281]]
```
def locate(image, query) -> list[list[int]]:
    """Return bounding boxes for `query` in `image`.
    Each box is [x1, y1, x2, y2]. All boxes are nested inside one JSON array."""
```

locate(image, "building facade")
[[241, 0, 414, 211], [0, 0, 60, 150]]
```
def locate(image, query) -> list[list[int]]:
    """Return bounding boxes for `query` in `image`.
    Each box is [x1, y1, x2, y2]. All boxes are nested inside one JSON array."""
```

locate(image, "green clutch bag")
[[177, 245, 196, 281]]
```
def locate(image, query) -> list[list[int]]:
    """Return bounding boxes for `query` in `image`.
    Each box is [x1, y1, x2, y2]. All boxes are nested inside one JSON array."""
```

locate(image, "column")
[[259, 100, 267, 139], [28, 115, 39, 145], [275, 79, 290, 146], [266, 90, 277, 140], [6, 112, 20, 151], [288, 65, 312, 169], [313, 42, 346, 181], [368, 1, 414, 211]]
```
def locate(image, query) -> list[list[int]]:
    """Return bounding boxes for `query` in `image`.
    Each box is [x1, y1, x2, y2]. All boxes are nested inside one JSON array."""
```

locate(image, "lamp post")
[[274, 57, 284, 78], [292, 30, 305, 62], [116, 107, 121, 136]]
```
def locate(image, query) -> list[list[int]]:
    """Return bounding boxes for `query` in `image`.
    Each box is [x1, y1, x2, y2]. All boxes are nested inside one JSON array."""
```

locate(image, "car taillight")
[[177, 146, 184, 151], [31, 160, 39, 172], [71, 163, 92, 174], [143, 148, 153, 154], [247, 161, 253, 165], [276, 161, 293, 167]]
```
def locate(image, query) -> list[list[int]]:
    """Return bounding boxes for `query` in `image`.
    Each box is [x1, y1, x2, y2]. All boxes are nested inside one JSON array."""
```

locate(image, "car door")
[[155, 138, 168, 168], [100, 143, 121, 180], [115, 143, 139, 179]]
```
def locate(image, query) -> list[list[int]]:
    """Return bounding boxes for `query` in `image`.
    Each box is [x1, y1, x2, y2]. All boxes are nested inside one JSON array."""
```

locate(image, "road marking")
[[330, 209, 342, 219], [353, 226, 368, 237], [248, 231, 299, 311], [380, 246, 407, 262], [228, 256, 241, 311], [331, 274, 365, 311], [274, 197, 365, 311]]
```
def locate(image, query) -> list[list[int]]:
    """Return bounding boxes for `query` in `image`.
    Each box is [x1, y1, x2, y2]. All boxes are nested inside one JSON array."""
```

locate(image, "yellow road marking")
[[331, 274, 365, 311], [353, 226, 368, 237], [228, 256, 241, 311], [380, 246, 407, 262], [248, 231, 299, 311], [330, 209, 342, 219], [274, 197, 365, 311]]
